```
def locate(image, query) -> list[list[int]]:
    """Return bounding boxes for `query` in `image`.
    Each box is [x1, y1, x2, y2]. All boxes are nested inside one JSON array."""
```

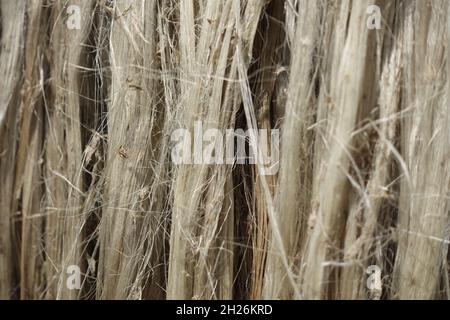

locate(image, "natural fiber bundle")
[[0, 0, 449, 300]]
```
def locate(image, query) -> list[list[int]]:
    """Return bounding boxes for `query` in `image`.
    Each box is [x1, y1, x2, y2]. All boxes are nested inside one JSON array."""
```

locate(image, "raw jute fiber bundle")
[[0, 0, 450, 300]]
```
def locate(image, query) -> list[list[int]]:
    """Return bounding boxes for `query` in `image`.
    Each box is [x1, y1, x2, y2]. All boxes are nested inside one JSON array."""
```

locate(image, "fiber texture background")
[[0, 0, 449, 300]]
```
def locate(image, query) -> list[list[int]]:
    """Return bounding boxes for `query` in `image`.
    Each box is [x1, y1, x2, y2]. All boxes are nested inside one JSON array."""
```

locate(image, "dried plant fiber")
[[1, 0, 450, 300]]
